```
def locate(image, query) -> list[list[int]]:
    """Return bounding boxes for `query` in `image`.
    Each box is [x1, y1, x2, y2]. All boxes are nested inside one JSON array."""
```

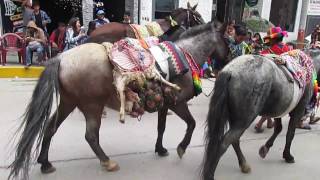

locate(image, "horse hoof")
[[101, 160, 120, 172], [119, 119, 125, 124], [240, 163, 251, 174], [40, 164, 56, 174], [283, 154, 295, 163], [177, 146, 186, 159], [155, 147, 169, 157], [259, 145, 269, 159]]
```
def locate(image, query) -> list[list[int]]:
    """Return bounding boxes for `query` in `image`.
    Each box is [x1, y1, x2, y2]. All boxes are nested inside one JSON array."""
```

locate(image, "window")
[[269, 0, 298, 32], [154, 0, 178, 19]]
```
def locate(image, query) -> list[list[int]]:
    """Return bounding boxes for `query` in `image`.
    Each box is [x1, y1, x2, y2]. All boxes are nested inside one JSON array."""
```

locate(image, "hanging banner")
[[309, 0, 320, 15], [0, 0, 23, 33]]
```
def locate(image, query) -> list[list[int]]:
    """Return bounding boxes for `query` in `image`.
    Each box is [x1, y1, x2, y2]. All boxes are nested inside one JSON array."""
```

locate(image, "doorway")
[[94, 0, 125, 22]]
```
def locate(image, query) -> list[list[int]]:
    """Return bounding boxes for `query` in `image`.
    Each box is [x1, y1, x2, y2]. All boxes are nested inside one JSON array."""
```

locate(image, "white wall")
[[140, 0, 153, 25], [0, 4, 2, 36], [179, 0, 213, 22]]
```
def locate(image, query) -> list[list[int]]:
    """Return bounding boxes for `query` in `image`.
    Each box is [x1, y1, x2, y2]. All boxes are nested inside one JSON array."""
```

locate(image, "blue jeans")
[[26, 42, 44, 65]]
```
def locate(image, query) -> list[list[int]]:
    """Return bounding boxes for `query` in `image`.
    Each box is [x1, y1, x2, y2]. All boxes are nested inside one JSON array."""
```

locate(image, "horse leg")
[[283, 116, 299, 163], [259, 118, 283, 159], [82, 103, 119, 171], [37, 100, 75, 174], [155, 107, 169, 156], [170, 102, 196, 158], [232, 140, 251, 174], [205, 128, 246, 180]]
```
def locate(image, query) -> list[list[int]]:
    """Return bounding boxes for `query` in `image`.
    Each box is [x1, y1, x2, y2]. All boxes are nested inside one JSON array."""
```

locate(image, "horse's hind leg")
[[81, 103, 119, 171], [232, 140, 251, 174], [170, 102, 196, 158], [155, 107, 169, 156], [259, 118, 282, 159], [37, 100, 75, 174], [283, 116, 301, 163]]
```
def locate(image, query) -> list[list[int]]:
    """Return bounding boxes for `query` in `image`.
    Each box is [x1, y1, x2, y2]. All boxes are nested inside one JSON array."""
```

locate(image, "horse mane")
[[178, 22, 213, 40]]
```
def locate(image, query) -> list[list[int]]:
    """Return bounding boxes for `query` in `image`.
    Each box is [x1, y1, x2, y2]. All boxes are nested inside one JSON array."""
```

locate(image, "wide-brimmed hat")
[[264, 27, 288, 43], [96, 10, 105, 15], [27, 21, 39, 30]]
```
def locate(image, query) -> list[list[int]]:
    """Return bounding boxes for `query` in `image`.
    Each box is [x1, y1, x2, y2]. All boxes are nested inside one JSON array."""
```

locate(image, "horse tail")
[[8, 58, 61, 180], [202, 71, 231, 180]]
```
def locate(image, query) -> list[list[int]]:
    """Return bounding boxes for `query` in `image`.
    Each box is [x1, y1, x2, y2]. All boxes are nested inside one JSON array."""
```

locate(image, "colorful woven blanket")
[[110, 38, 155, 72], [267, 50, 314, 88], [157, 41, 190, 80]]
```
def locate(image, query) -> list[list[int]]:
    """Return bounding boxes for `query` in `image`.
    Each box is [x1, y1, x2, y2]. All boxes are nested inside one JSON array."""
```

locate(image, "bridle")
[[169, 8, 204, 30]]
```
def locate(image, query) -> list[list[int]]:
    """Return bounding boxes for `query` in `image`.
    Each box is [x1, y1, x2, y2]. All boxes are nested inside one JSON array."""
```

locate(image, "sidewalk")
[[0, 53, 44, 78]]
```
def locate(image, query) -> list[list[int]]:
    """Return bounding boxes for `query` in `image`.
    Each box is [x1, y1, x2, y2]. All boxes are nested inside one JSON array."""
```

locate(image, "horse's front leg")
[[114, 74, 127, 123], [170, 102, 196, 158], [155, 107, 169, 156]]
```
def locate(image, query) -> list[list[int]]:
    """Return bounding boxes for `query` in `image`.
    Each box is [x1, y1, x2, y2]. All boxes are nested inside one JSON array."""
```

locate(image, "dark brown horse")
[[86, 3, 204, 43], [8, 21, 229, 180]]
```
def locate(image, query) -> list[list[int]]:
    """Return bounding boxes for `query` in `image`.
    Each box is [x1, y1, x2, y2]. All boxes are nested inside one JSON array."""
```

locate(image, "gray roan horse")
[[8, 21, 229, 179], [202, 50, 320, 180]]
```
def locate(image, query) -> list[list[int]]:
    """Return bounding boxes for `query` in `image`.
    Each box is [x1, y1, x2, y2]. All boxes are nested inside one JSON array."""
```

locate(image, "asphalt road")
[[0, 78, 319, 180]]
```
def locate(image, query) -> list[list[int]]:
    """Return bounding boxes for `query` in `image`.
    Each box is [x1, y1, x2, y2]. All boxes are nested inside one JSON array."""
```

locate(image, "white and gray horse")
[[202, 50, 320, 180]]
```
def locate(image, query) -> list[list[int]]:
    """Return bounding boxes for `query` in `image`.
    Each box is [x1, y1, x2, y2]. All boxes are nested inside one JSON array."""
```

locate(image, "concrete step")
[[0, 65, 44, 78]]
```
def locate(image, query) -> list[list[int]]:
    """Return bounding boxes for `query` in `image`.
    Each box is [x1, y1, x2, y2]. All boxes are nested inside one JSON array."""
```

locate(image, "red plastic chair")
[[0, 33, 26, 65]]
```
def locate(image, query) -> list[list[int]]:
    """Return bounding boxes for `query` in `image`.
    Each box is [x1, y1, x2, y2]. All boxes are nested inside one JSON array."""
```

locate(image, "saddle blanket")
[[265, 50, 314, 88], [110, 37, 160, 72], [110, 38, 190, 79], [129, 22, 164, 39]]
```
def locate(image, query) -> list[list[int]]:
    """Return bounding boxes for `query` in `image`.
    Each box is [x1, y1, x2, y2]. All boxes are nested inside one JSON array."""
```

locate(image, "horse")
[[202, 49, 320, 180], [8, 20, 229, 180], [86, 3, 204, 44]]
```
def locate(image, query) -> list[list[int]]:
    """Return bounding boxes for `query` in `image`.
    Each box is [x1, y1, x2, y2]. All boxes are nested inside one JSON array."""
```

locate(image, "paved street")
[[0, 78, 319, 180]]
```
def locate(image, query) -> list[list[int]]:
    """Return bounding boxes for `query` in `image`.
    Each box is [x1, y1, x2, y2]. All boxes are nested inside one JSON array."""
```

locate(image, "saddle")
[[264, 50, 314, 88]]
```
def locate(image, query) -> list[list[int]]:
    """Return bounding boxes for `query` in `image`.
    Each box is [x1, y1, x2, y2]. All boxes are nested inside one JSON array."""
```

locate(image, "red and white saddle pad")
[[110, 38, 159, 72]]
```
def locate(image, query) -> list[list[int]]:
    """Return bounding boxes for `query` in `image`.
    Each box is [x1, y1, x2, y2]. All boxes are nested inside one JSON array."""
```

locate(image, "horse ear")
[[187, 2, 191, 9], [192, 3, 198, 11]]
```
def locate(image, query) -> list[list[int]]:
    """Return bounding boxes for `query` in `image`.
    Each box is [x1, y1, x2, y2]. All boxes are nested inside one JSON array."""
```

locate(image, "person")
[[30, 1, 51, 34], [311, 25, 320, 49], [212, 24, 250, 77], [49, 22, 66, 57], [228, 24, 251, 58], [123, 11, 131, 24], [64, 17, 87, 51], [87, 21, 96, 36], [252, 33, 264, 54], [20, 0, 34, 32], [25, 21, 47, 67], [255, 27, 290, 133], [95, 10, 110, 28], [225, 21, 235, 38]]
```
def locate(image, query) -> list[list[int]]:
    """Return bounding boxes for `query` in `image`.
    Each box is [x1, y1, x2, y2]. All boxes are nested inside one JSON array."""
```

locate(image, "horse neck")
[[156, 19, 171, 33], [176, 32, 217, 67]]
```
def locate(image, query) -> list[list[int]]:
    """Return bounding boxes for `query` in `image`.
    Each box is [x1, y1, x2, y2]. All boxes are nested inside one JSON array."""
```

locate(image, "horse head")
[[169, 4, 205, 30]]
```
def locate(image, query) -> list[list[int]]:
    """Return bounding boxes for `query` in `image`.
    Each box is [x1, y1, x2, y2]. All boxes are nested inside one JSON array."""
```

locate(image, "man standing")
[[30, 1, 51, 34], [20, 0, 33, 31], [95, 10, 110, 28]]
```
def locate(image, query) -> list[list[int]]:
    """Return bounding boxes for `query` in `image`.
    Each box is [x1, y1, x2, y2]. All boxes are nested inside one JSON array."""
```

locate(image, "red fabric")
[[49, 30, 65, 52], [260, 43, 290, 55]]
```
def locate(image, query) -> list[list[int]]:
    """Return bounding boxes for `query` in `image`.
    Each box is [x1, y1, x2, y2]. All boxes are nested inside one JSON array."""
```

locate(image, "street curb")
[[0, 66, 44, 78]]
